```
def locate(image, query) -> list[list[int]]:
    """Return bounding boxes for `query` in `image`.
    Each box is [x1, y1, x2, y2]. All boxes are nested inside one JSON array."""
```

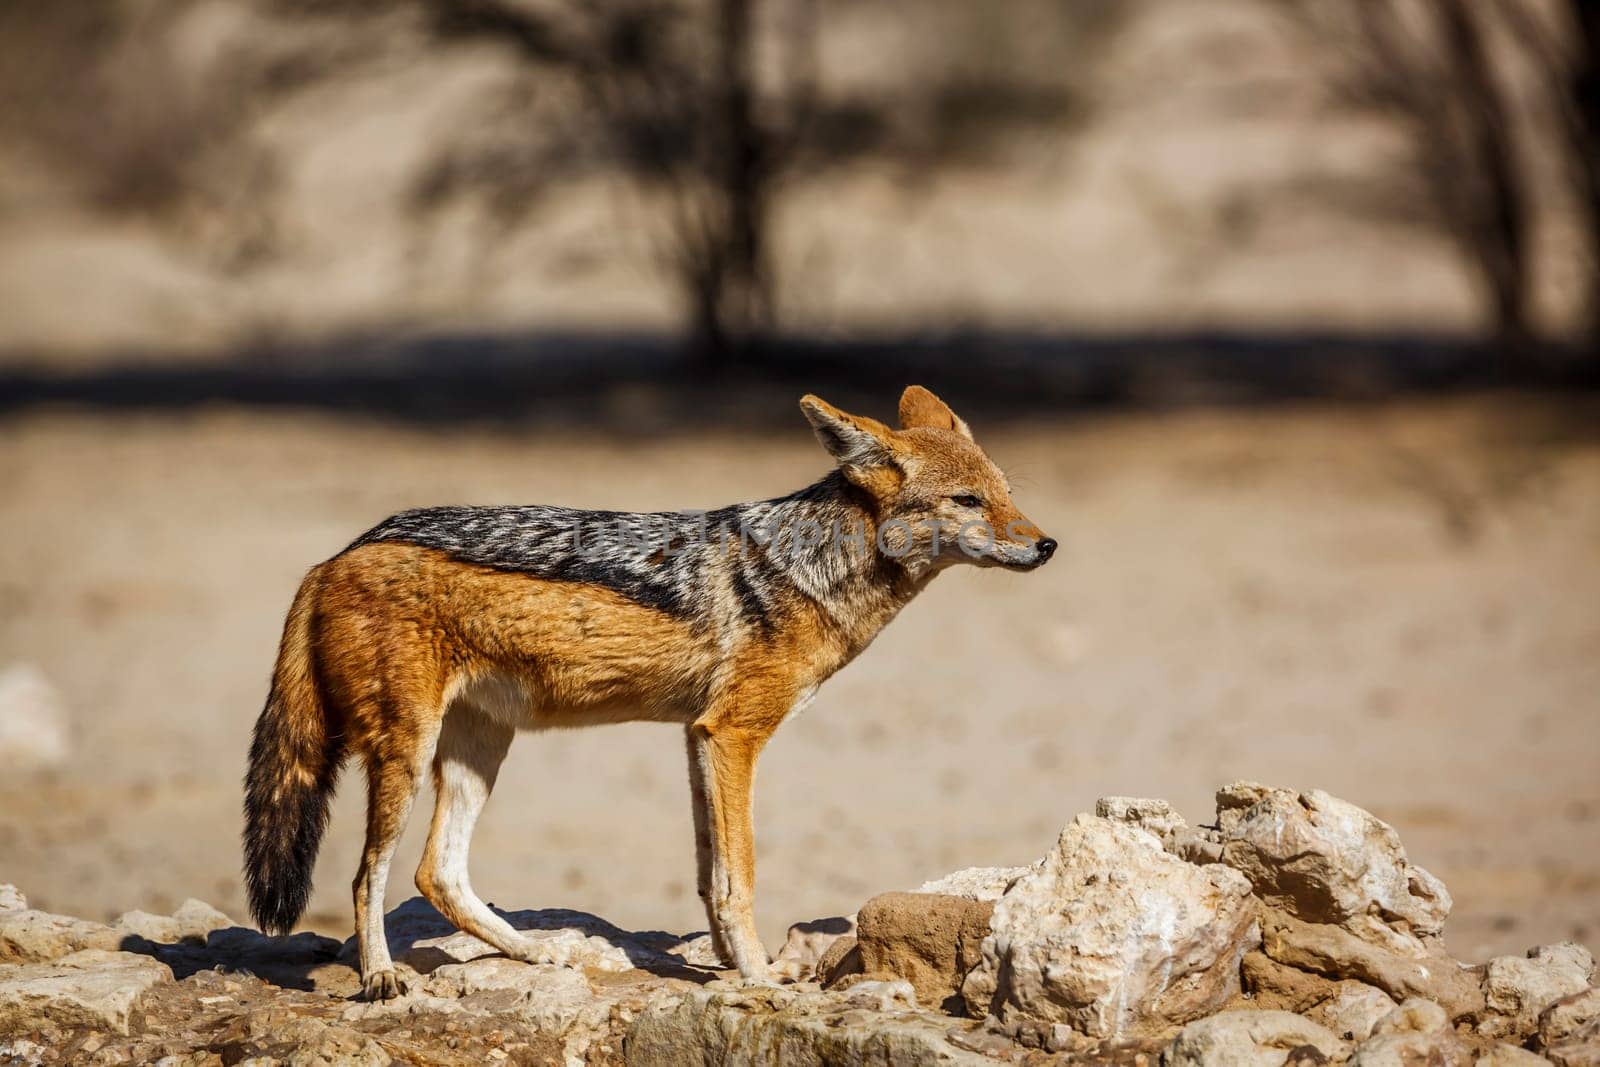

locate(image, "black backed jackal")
[[243, 386, 1055, 999]]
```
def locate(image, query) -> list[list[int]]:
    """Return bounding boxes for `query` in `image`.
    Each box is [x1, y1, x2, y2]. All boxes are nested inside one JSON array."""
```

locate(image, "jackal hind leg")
[[354, 724, 440, 1001], [414, 704, 549, 964]]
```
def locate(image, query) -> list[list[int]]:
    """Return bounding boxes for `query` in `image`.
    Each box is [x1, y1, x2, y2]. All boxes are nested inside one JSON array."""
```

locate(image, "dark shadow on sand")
[[2, 328, 1594, 430], [117, 927, 345, 992]]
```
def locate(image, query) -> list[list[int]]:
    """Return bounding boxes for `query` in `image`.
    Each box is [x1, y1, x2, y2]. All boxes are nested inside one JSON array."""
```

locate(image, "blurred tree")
[[413, 0, 1124, 368], [1288, 0, 1600, 370], [1567, 4, 1598, 350], [1500, 0, 1600, 354], [0, 0, 273, 230], [421, 0, 818, 367]]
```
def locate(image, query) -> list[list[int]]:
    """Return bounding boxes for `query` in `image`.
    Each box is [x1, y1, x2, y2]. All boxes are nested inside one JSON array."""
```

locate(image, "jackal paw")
[[768, 958, 806, 983], [508, 938, 569, 968], [360, 969, 407, 1001], [731, 962, 800, 988]]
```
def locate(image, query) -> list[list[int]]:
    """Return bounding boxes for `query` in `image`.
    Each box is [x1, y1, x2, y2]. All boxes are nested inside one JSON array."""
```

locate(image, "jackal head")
[[800, 385, 1056, 574]]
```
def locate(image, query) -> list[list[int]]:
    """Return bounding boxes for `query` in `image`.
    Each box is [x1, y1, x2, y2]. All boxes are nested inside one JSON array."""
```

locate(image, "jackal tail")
[[243, 571, 345, 935]]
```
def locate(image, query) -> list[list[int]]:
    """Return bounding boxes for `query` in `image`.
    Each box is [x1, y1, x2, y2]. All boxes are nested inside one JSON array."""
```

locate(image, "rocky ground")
[[2, 783, 1596, 1066]]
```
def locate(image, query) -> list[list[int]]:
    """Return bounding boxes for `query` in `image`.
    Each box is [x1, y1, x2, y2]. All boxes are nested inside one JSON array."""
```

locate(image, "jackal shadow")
[[118, 896, 714, 994]]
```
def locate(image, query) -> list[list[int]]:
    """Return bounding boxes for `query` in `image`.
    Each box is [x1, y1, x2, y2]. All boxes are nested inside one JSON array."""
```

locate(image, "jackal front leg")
[[686, 720, 773, 980], [686, 725, 733, 968]]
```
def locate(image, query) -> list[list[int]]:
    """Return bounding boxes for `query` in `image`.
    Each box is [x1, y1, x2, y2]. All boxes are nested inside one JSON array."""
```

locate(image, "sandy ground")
[[1, 394, 1597, 967]]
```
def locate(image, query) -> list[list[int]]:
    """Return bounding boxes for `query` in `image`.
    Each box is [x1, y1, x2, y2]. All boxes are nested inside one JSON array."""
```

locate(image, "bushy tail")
[[243, 575, 345, 935]]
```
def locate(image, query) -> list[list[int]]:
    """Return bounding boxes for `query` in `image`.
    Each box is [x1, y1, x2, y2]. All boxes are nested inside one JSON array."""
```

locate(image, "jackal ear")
[[800, 394, 899, 478], [898, 385, 972, 440]]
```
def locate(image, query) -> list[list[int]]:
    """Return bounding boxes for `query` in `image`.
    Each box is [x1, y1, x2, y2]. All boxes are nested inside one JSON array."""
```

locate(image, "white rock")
[[961, 813, 1260, 1036], [265, 1015, 392, 1066], [1352, 1034, 1448, 1064], [1349, 999, 1473, 1067], [0, 886, 24, 912], [1096, 796, 1189, 843], [1482, 942, 1596, 1040], [424, 956, 590, 1002], [0, 664, 69, 771], [113, 899, 235, 945], [774, 915, 855, 980], [0, 908, 120, 963], [844, 979, 918, 1012], [1540, 987, 1600, 1048], [1254, 905, 1483, 1016], [628, 985, 997, 1067], [1476, 1044, 1558, 1066], [915, 866, 1031, 902], [506, 969, 600, 1034], [667, 933, 725, 969], [0, 948, 172, 1035], [1163, 1009, 1347, 1067], [1308, 982, 1400, 1042], [339, 992, 464, 1022], [1214, 782, 1452, 943], [1543, 1016, 1600, 1067], [1376, 996, 1452, 1035], [0, 1038, 46, 1064], [343, 897, 681, 977]]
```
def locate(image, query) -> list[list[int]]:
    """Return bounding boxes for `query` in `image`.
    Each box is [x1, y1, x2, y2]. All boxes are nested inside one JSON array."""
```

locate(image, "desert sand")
[[1, 393, 1597, 967]]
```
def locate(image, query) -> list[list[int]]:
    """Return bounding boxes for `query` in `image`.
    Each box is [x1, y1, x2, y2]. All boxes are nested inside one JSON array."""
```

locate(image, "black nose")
[[1036, 537, 1058, 561]]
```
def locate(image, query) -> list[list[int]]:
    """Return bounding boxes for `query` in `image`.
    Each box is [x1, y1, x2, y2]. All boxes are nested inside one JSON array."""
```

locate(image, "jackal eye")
[[951, 494, 982, 509]]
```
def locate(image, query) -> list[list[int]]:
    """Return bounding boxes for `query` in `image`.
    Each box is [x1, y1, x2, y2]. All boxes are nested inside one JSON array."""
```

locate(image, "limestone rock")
[[255, 1014, 393, 1066], [844, 978, 919, 1012], [816, 933, 864, 987], [113, 899, 235, 946], [961, 813, 1259, 1037], [127, 917, 348, 994], [1541, 988, 1600, 1049], [0, 664, 69, 771], [915, 867, 1031, 902], [0, 1038, 49, 1064], [854, 892, 991, 1012], [0, 788, 1562, 1065], [1241, 949, 1346, 1012], [1481, 943, 1596, 1040], [1307, 982, 1401, 1042], [1372, 996, 1454, 1032], [1241, 947, 1399, 1041], [413, 952, 688, 1065], [423, 956, 590, 1000], [1348, 998, 1474, 1067], [0, 948, 172, 1035], [1544, 1017, 1600, 1067], [1258, 905, 1483, 1019], [627, 984, 997, 1067], [1097, 796, 1189, 846], [774, 915, 856, 981], [1214, 782, 1451, 943], [1477, 1045, 1559, 1066], [339, 896, 682, 976], [1162, 1009, 1346, 1067], [666, 932, 725, 969], [0, 907, 121, 963]]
